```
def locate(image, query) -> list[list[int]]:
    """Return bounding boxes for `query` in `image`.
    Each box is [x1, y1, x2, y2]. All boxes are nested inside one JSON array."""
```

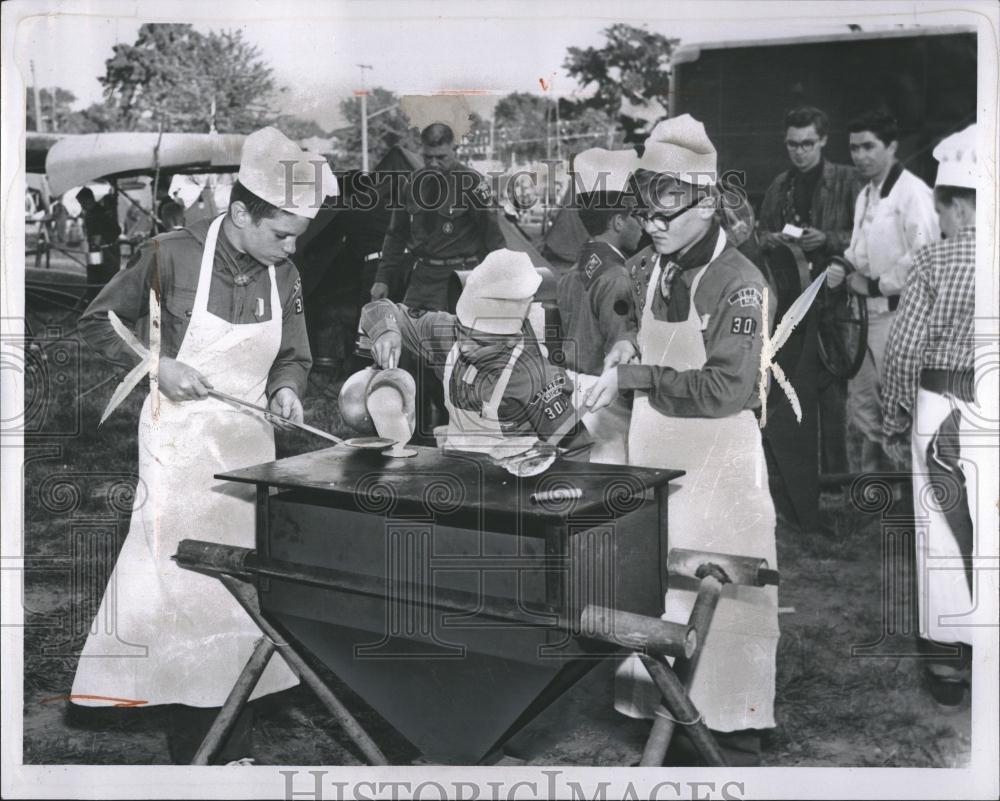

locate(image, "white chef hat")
[[634, 114, 718, 187], [455, 249, 541, 335], [238, 126, 339, 219], [933, 124, 978, 189], [573, 148, 639, 196]]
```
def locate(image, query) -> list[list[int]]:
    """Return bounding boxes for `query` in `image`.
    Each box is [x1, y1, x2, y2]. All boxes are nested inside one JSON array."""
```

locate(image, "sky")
[[11, 0, 945, 131]]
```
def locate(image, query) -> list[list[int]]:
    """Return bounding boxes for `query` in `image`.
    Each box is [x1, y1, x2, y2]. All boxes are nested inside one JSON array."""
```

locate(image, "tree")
[[493, 92, 552, 162], [337, 87, 417, 170], [273, 114, 328, 141], [563, 23, 678, 139], [100, 23, 277, 133]]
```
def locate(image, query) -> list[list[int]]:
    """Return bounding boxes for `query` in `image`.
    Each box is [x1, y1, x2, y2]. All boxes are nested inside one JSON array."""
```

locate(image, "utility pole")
[[30, 60, 45, 132], [554, 96, 562, 161], [357, 64, 373, 173], [50, 86, 60, 132]]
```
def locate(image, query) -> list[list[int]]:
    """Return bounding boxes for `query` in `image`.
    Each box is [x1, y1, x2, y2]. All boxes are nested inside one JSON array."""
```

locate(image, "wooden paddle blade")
[[99, 356, 152, 426]]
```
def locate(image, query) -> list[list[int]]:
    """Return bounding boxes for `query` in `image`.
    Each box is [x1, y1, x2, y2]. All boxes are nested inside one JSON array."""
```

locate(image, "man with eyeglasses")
[[586, 115, 779, 766], [758, 106, 861, 479], [759, 106, 860, 262], [830, 109, 938, 473]]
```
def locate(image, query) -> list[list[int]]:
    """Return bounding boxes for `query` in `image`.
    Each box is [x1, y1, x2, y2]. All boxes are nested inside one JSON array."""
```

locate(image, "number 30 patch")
[[730, 316, 757, 335]]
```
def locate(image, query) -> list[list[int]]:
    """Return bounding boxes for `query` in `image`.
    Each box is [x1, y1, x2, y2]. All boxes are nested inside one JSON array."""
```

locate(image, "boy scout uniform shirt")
[[77, 216, 311, 400], [556, 241, 637, 376], [361, 300, 578, 440], [375, 164, 507, 307], [618, 221, 777, 417]]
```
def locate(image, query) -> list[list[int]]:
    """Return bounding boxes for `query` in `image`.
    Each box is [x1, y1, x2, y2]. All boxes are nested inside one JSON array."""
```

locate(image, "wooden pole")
[[191, 636, 276, 765], [639, 575, 724, 766], [217, 573, 389, 765], [639, 653, 728, 767]]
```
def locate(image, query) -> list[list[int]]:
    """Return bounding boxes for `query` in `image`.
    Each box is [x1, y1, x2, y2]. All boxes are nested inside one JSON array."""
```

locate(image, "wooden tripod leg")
[[192, 636, 276, 765], [638, 654, 727, 766], [639, 576, 726, 767], [217, 573, 389, 766]]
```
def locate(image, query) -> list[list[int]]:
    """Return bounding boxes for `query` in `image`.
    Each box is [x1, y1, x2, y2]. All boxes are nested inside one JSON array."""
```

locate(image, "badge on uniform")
[[256, 297, 265, 318], [294, 298, 303, 314], [583, 252, 602, 280], [474, 179, 492, 204], [728, 287, 763, 309], [442, 221, 454, 234]]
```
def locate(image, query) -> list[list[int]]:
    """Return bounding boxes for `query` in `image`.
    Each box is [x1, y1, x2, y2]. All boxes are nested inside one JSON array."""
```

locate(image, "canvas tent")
[[540, 188, 589, 267]]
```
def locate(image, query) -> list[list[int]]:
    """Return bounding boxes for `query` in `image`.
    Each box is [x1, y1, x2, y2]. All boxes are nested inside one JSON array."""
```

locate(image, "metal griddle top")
[[217, 445, 682, 525]]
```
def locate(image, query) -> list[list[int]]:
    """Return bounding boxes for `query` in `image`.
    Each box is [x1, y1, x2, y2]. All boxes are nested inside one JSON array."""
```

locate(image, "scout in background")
[[71, 127, 337, 764], [757, 105, 861, 476], [361, 248, 586, 456], [556, 147, 643, 464], [881, 124, 988, 708], [827, 109, 939, 473], [586, 115, 779, 766]]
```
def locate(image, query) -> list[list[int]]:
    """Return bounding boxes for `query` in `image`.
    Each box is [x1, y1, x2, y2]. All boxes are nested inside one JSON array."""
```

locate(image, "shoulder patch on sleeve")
[[583, 252, 603, 282], [727, 287, 763, 309], [529, 374, 567, 407], [294, 297, 304, 314], [474, 177, 493, 204]]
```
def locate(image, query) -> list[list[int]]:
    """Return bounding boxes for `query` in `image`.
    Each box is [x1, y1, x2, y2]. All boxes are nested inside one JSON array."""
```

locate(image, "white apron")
[[567, 369, 630, 464], [441, 338, 534, 456], [614, 232, 779, 732], [72, 215, 299, 707], [912, 388, 980, 646]]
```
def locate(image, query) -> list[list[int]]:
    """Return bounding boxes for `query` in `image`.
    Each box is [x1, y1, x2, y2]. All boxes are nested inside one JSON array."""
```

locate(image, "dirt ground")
[[17, 320, 971, 768]]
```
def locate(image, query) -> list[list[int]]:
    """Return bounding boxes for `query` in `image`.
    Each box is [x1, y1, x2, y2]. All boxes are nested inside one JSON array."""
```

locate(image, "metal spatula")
[[207, 390, 396, 449]]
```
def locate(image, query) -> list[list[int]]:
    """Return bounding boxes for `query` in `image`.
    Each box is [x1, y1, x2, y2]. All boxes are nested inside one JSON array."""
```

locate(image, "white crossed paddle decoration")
[[100, 290, 162, 425], [757, 269, 828, 429]]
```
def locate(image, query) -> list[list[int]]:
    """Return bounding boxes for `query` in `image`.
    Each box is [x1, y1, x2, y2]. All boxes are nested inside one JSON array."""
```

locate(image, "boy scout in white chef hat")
[[588, 114, 780, 766], [555, 146, 643, 464], [72, 126, 338, 764], [882, 123, 987, 708], [358, 248, 587, 455]]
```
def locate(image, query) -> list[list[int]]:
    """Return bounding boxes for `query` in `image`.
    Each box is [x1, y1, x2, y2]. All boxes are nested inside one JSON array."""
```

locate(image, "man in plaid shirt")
[[881, 124, 980, 708]]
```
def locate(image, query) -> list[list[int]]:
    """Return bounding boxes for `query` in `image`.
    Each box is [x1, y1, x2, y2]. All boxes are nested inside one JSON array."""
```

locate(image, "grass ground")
[[17, 316, 971, 767]]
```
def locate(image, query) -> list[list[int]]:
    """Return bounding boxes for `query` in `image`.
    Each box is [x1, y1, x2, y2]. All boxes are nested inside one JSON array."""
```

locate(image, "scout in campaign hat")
[[238, 125, 339, 219]]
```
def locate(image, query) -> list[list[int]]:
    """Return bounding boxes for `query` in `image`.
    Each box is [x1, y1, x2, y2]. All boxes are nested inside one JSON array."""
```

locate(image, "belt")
[[867, 295, 899, 314], [418, 255, 480, 268], [920, 368, 975, 403], [364, 251, 382, 263]]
